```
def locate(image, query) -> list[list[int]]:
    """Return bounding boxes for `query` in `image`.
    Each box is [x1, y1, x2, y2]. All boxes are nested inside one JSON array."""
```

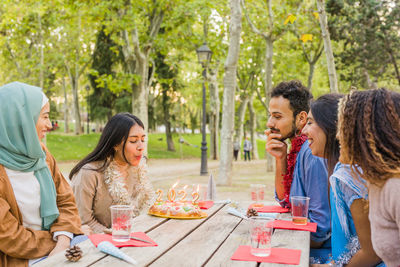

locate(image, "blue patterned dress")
[[330, 163, 385, 266]]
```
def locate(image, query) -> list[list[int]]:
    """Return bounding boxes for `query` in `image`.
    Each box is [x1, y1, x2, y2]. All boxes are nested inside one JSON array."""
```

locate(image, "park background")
[[1, 0, 399, 199]]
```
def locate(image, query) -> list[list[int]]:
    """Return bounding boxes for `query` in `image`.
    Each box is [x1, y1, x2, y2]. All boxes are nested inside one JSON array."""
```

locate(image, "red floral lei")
[[283, 134, 308, 208]]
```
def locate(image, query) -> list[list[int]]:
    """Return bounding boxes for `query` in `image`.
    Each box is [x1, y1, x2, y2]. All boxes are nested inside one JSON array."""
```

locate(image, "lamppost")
[[196, 42, 212, 176], [85, 85, 90, 134]]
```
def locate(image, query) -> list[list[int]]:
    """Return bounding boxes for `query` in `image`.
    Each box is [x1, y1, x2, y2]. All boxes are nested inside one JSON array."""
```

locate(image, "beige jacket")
[[71, 161, 154, 233], [369, 178, 400, 266], [0, 145, 83, 267]]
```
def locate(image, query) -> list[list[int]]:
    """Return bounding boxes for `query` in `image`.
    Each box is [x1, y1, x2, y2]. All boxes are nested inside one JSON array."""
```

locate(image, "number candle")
[[178, 185, 188, 202], [191, 184, 200, 204], [167, 180, 179, 202], [156, 189, 163, 202]]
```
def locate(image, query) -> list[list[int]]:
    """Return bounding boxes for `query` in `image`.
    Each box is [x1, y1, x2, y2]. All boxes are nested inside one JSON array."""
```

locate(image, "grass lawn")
[[47, 131, 266, 162]]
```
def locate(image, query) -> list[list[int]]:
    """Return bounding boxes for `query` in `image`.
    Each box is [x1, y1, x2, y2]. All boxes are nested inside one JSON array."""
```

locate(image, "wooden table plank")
[[205, 217, 257, 267], [35, 239, 105, 267], [259, 213, 310, 267], [36, 214, 168, 267], [208, 209, 310, 267], [149, 205, 242, 267], [92, 204, 225, 267], [132, 213, 169, 233]]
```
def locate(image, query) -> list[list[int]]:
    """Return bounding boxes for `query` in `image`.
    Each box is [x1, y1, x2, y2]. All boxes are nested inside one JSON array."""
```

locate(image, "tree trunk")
[[132, 55, 149, 131], [264, 38, 275, 172], [265, 109, 275, 172], [317, 0, 339, 93], [235, 95, 249, 160], [189, 109, 198, 134], [66, 66, 82, 135], [363, 69, 378, 89], [209, 64, 220, 160], [307, 62, 315, 90], [162, 88, 175, 151], [264, 38, 274, 99], [248, 93, 259, 160], [62, 76, 69, 133], [387, 47, 400, 86], [218, 0, 242, 186], [38, 11, 44, 89]]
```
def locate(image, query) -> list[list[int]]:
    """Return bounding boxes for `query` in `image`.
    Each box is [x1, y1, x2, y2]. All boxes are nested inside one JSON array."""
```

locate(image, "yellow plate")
[[148, 211, 208, 219]]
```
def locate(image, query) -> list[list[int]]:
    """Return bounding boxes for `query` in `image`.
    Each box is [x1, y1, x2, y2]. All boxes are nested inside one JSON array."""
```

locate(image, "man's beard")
[[270, 120, 297, 141]]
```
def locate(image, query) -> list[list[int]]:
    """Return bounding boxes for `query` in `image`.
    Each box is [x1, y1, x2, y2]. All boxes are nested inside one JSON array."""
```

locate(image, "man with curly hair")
[[265, 80, 331, 262]]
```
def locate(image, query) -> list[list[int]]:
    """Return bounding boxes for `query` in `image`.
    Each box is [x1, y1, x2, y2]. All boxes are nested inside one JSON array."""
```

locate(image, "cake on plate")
[[148, 201, 207, 219]]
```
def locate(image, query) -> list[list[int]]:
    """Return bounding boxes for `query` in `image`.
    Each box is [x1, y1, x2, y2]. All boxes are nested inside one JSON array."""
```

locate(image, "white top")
[[5, 167, 74, 265], [5, 168, 42, 230]]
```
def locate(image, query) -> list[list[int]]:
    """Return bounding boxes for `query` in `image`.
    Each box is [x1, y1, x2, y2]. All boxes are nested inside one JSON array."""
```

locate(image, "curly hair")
[[271, 80, 313, 117], [338, 88, 400, 186]]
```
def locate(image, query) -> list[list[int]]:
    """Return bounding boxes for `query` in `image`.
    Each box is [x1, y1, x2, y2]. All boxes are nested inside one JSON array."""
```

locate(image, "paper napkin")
[[231, 246, 301, 265], [273, 220, 317, 232], [249, 205, 290, 213], [199, 201, 214, 209], [89, 232, 157, 248]]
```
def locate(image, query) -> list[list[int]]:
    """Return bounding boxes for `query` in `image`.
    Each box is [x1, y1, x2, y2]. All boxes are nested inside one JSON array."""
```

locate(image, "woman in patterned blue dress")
[[303, 94, 383, 266]]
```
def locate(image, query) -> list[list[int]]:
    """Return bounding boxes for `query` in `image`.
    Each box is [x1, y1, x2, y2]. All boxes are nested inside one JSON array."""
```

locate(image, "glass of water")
[[249, 216, 273, 257], [110, 205, 134, 242]]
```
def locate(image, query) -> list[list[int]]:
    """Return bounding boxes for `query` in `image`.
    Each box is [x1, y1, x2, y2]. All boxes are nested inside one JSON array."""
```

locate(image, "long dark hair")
[[69, 113, 144, 180], [310, 93, 344, 176]]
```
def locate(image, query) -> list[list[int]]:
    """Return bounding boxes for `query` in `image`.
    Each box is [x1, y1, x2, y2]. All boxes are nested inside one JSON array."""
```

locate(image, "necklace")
[[103, 159, 154, 213], [104, 160, 132, 206], [283, 134, 308, 208]]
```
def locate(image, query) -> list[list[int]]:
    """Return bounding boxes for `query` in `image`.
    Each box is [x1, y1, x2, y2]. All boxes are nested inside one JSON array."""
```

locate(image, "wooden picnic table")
[[36, 202, 310, 267]]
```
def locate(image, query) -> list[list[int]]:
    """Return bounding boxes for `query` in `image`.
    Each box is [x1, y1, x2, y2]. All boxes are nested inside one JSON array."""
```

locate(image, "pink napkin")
[[273, 220, 317, 232], [199, 201, 214, 209], [249, 205, 290, 213], [231, 245, 301, 265], [89, 232, 157, 247]]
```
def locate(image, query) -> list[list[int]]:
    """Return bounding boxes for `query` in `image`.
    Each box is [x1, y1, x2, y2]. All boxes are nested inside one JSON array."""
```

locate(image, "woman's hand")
[[103, 228, 112, 234], [48, 235, 70, 257], [81, 225, 93, 236]]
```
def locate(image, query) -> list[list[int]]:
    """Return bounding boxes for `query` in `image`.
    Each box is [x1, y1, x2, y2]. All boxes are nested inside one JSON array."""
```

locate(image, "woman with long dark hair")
[[303, 94, 383, 266], [70, 113, 154, 233]]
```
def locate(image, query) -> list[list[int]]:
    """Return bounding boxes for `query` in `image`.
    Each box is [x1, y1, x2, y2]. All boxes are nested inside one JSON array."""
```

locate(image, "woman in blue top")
[[302, 94, 383, 266]]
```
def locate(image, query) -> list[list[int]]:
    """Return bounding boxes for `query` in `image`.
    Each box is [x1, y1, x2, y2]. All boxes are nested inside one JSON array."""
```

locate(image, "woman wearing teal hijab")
[[0, 82, 82, 266]]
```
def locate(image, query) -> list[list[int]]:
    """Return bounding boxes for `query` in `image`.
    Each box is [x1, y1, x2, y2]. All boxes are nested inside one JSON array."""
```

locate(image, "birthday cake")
[[148, 201, 207, 219]]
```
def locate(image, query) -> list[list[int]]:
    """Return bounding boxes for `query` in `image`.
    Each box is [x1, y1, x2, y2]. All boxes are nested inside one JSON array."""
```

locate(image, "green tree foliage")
[[0, 0, 399, 150], [327, 0, 400, 89]]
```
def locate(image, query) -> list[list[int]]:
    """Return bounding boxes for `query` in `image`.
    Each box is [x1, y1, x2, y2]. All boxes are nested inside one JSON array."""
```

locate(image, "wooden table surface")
[[36, 203, 310, 267]]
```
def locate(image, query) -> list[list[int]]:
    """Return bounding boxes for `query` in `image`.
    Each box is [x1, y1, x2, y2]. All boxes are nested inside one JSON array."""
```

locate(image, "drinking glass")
[[198, 184, 208, 201], [110, 205, 134, 242], [249, 217, 274, 257], [250, 184, 266, 207], [290, 196, 310, 225]]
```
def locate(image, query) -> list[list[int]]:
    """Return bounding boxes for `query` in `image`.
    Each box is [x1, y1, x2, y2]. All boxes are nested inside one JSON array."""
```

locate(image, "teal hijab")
[[0, 82, 59, 230]]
